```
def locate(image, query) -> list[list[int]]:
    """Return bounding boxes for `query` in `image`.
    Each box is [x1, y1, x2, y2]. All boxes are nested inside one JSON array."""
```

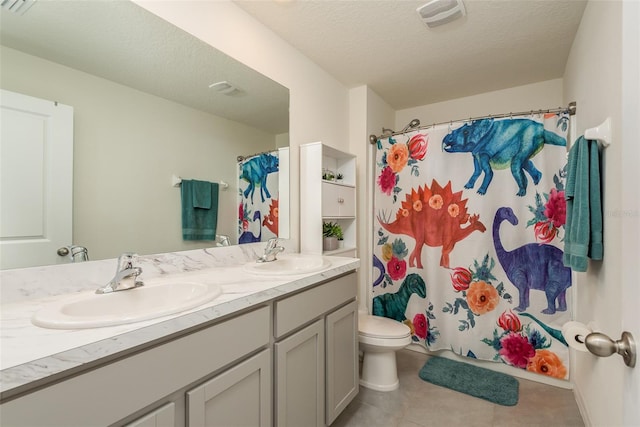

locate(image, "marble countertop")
[[0, 252, 359, 401]]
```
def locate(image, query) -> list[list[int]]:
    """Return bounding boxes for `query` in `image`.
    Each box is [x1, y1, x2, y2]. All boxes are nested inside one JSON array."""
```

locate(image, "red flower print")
[[544, 188, 566, 228], [413, 313, 428, 339], [534, 220, 558, 243], [387, 256, 407, 281], [408, 134, 428, 161], [450, 267, 472, 292], [497, 310, 522, 332], [238, 203, 243, 219], [499, 333, 535, 368], [377, 166, 396, 195]]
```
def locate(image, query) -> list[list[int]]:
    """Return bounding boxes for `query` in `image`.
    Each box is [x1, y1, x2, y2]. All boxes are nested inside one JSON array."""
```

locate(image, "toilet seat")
[[359, 314, 411, 339]]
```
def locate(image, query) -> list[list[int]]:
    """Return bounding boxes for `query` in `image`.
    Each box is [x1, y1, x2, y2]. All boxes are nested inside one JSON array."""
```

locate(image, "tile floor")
[[332, 349, 584, 427]]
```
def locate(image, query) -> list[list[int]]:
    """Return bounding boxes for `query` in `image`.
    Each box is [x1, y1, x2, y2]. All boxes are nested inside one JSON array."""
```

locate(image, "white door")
[[621, 2, 639, 424], [0, 90, 73, 269]]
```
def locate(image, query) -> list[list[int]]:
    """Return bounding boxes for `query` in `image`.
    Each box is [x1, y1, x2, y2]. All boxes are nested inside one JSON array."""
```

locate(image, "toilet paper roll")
[[562, 321, 592, 352]]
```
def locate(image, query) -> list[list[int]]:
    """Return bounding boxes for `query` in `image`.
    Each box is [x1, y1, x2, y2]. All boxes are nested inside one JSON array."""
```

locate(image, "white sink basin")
[[32, 281, 222, 329], [243, 254, 331, 276]]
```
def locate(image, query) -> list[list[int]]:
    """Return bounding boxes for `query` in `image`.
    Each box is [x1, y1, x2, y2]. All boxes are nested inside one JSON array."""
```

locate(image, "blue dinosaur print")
[[372, 273, 426, 322], [493, 207, 571, 314], [442, 119, 566, 196], [240, 153, 279, 204]]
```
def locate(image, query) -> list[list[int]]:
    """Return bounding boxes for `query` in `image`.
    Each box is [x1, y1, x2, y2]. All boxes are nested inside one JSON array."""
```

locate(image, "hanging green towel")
[[191, 179, 212, 209], [181, 180, 219, 240], [563, 136, 603, 272]]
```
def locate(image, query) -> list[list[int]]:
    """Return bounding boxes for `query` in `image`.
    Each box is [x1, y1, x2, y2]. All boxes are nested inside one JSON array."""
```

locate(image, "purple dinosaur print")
[[493, 207, 571, 314], [442, 119, 566, 196], [241, 153, 279, 204], [239, 211, 262, 244]]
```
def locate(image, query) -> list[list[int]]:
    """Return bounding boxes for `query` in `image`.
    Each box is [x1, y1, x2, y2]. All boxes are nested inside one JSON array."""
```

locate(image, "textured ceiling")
[[0, 1, 289, 134], [234, 0, 587, 109]]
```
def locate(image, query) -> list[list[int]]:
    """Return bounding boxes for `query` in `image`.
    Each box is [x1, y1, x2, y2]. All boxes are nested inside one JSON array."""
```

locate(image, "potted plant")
[[336, 173, 344, 182], [323, 221, 342, 251], [322, 168, 336, 181]]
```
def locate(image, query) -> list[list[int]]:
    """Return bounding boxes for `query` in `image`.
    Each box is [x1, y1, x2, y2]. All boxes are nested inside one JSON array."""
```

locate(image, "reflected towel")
[[563, 136, 603, 272], [181, 180, 219, 240], [192, 179, 212, 209]]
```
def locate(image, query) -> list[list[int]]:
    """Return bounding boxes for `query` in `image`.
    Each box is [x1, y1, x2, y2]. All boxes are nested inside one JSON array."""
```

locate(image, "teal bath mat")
[[418, 356, 519, 406]]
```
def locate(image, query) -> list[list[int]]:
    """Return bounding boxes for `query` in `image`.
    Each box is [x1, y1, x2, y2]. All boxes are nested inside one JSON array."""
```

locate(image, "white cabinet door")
[[125, 403, 175, 427], [186, 349, 271, 427], [275, 319, 325, 427], [0, 89, 73, 269], [322, 182, 355, 218], [325, 300, 359, 425]]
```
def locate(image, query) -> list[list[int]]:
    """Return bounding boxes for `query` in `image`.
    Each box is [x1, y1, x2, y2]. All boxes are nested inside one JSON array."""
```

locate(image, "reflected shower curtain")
[[238, 151, 279, 243], [372, 112, 572, 380]]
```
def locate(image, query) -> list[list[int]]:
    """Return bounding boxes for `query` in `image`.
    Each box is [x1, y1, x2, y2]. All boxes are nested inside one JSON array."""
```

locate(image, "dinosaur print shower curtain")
[[372, 112, 572, 380], [238, 151, 279, 244]]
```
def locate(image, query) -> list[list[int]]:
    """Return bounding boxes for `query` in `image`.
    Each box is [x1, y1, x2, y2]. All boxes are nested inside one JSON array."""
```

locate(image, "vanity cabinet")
[[126, 402, 176, 427], [186, 349, 271, 426], [0, 271, 358, 427], [301, 142, 357, 257], [0, 306, 270, 427], [274, 272, 358, 426]]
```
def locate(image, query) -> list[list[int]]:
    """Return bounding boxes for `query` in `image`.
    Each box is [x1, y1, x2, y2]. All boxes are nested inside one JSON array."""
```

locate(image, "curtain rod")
[[368, 101, 577, 144], [237, 149, 279, 162]]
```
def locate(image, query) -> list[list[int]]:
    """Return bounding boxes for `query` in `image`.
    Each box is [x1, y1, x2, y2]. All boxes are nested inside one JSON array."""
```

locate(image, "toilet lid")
[[359, 314, 411, 339]]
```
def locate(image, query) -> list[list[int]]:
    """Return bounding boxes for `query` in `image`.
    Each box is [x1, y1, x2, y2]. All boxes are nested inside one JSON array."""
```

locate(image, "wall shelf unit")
[[301, 142, 357, 257]]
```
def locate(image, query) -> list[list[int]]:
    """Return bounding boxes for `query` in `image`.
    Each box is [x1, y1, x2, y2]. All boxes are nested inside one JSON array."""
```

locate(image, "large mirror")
[[0, 0, 289, 269]]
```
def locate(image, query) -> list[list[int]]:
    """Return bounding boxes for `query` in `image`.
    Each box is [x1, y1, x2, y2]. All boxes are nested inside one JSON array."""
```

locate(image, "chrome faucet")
[[257, 237, 284, 263], [96, 252, 144, 294]]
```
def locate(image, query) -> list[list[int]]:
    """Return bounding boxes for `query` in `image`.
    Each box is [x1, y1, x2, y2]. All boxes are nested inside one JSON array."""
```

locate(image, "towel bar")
[[584, 117, 611, 148], [172, 174, 229, 190]]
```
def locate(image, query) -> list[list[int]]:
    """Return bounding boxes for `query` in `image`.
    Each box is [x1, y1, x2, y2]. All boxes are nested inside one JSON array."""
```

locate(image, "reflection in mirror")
[[0, 0, 289, 269]]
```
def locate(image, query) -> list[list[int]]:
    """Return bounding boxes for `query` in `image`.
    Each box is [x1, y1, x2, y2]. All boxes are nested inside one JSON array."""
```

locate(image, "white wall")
[[395, 79, 563, 129], [349, 86, 395, 311], [563, 2, 624, 426], [1, 46, 276, 260], [135, 0, 352, 252]]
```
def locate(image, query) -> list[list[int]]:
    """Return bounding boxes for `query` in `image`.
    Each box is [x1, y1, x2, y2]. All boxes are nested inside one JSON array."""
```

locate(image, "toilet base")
[[360, 349, 400, 392]]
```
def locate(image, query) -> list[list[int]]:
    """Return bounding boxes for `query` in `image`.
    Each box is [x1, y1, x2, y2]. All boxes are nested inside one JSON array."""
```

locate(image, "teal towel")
[[563, 136, 603, 272], [191, 180, 212, 209], [181, 180, 219, 240]]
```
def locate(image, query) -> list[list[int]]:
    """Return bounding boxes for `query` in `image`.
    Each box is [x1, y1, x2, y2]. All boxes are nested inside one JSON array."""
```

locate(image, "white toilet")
[[358, 312, 412, 392]]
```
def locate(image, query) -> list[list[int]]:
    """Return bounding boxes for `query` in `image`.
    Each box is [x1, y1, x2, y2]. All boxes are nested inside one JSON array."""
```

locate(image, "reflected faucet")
[[96, 252, 144, 294], [257, 237, 284, 263]]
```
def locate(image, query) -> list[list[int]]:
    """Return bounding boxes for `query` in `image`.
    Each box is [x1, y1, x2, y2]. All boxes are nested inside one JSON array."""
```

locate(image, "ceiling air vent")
[[209, 81, 241, 96], [416, 0, 466, 28], [1, 0, 37, 15]]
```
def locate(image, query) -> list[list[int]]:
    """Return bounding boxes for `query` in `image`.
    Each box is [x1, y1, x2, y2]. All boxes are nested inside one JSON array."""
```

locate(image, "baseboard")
[[405, 343, 573, 390], [573, 382, 593, 427]]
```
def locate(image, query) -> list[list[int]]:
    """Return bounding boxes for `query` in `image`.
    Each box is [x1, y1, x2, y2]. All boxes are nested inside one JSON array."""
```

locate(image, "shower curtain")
[[238, 151, 279, 243], [372, 112, 572, 380]]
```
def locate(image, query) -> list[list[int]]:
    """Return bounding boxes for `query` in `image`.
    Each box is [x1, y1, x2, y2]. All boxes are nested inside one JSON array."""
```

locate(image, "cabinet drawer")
[[274, 273, 356, 338]]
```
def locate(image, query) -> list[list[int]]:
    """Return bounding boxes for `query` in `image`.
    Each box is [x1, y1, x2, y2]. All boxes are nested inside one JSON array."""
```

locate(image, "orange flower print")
[[527, 350, 567, 379], [413, 200, 423, 212], [387, 143, 409, 173], [466, 281, 500, 315], [401, 208, 409, 217], [428, 194, 443, 209], [381, 243, 393, 262], [403, 319, 415, 336], [448, 203, 460, 218]]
